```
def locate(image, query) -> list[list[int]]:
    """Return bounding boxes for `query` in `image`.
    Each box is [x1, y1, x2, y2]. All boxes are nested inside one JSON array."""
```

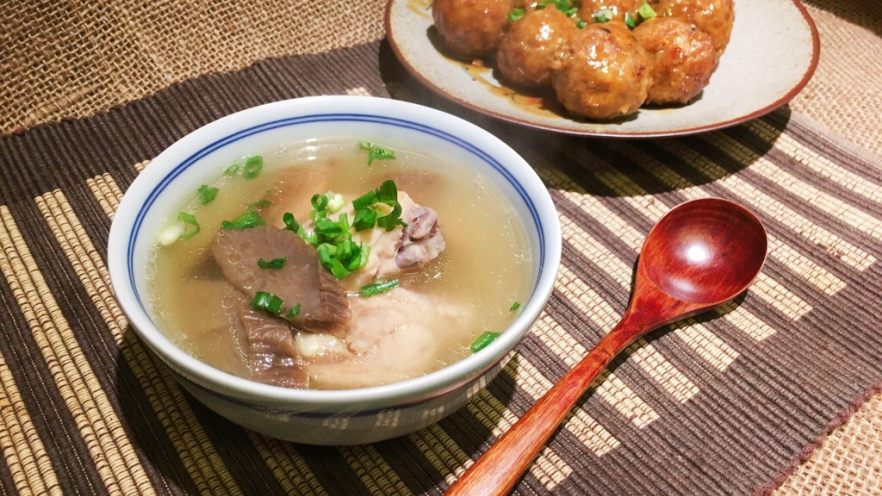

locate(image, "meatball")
[[579, 0, 642, 23], [552, 22, 652, 120], [655, 0, 734, 54], [432, 0, 514, 59], [496, 8, 578, 87], [633, 17, 717, 104]]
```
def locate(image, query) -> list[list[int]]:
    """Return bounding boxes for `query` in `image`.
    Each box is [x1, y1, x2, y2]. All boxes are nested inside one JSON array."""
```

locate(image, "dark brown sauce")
[[462, 64, 562, 118]]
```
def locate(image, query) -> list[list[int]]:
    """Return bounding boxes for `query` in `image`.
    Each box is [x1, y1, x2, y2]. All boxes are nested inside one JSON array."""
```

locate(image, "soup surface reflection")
[[149, 139, 532, 389]]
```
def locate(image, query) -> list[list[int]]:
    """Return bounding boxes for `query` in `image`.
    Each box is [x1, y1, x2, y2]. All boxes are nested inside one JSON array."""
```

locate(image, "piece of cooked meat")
[[633, 17, 718, 105], [432, 0, 513, 59], [211, 226, 350, 336], [396, 205, 445, 269], [496, 8, 577, 87], [305, 288, 467, 389], [348, 192, 446, 288], [552, 22, 652, 120], [579, 0, 643, 23], [655, 0, 734, 55], [231, 302, 307, 388]]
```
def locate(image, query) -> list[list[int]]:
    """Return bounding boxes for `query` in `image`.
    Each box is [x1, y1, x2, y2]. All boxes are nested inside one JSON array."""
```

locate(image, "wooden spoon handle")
[[446, 323, 640, 496]]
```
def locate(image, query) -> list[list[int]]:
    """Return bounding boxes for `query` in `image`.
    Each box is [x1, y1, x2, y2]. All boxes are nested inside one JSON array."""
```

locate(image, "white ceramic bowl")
[[108, 96, 561, 445]]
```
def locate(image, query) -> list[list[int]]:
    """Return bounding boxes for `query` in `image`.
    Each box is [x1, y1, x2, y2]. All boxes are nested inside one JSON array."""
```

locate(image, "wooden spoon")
[[446, 198, 768, 496]]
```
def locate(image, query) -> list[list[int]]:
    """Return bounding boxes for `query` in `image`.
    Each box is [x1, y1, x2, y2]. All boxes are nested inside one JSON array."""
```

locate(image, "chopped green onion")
[[315, 217, 344, 238], [624, 11, 636, 28], [637, 2, 656, 20], [593, 8, 613, 23], [311, 193, 329, 213], [510, 302, 522, 312], [283, 212, 300, 232], [352, 180, 404, 231], [221, 210, 265, 230], [564, 7, 578, 17], [376, 179, 398, 204], [359, 279, 399, 297], [576, 18, 587, 29], [353, 207, 377, 231], [197, 185, 219, 205], [257, 257, 287, 269], [326, 192, 345, 213], [251, 291, 284, 316], [353, 190, 378, 210], [358, 141, 396, 166], [470, 331, 501, 353], [286, 304, 301, 319], [508, 7, 525, 21], [178, 212, 200, 239], [224, 163, 240, 176], [243, 155, 263, 179], [376, 202, 405, 231]]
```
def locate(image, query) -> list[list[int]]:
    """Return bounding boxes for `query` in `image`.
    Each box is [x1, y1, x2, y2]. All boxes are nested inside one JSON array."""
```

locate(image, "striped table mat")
[[1, 39, 881, 495]]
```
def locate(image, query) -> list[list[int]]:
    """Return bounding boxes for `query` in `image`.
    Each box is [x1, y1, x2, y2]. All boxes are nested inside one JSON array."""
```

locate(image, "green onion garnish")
[[353, 207, 377, 231], [311, 193, 329, 213], [178, 212, 200, 239], [637, 2, 656, 20], [286, 304, 301, 319], [593, 8, 613, 23], [376, 203, 404, 231], [221, 210, 265, 230], [510, 302, 521, 312], [257, 257, 286, 269], [359, 279, 399, 297], [470, 331, 501, 353], [508, 7, 525, 21], [243, 155, 263, 179], [197, 185, 219, 205], [224, 163, 240, 176], [351, 180, 406, 232], [624, 11, 636, 28], [564, 6, 578, 17], [358, 141, 396, 166], [283, 212, 300, 232], [576, 19, 587, 29], [251, 291, 284, 316]]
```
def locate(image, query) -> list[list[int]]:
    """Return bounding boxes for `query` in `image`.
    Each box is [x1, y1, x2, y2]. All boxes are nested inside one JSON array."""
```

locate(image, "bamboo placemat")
[[1, 1, 881, 494]]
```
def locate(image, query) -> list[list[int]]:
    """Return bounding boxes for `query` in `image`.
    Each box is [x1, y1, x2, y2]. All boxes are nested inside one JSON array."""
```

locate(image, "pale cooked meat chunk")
[[304, 288, 467, 389], [211, 226, 350, 336], [349, 192, 445, 287]]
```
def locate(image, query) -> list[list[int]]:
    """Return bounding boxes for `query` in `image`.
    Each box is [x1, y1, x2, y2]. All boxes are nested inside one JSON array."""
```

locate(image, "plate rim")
[[384, 0, 821, 138]]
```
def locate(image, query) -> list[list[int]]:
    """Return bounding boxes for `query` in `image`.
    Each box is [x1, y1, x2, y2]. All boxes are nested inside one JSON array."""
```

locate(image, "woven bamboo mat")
[[1, 1, 881, 494]]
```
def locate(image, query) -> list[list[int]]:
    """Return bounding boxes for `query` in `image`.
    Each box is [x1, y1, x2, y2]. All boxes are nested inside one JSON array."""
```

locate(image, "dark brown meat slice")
[[211, 226, 350, 337], [232, 303, 307, 388]]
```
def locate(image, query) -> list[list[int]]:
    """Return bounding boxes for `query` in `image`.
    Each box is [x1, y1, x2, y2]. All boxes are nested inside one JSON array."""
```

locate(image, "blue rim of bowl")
[[127, 112, 546, 325]]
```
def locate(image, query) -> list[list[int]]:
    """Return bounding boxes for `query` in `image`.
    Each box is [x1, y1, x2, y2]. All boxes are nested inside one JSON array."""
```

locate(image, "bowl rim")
[[108, 95, 561, 408]]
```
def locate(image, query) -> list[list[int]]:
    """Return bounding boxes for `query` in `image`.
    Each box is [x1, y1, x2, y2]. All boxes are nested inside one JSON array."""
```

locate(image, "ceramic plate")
[[385, 0, 819, 137]]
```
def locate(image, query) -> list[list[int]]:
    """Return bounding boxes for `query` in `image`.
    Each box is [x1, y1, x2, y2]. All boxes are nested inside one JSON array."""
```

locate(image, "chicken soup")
[[148, 138, 532, 389]]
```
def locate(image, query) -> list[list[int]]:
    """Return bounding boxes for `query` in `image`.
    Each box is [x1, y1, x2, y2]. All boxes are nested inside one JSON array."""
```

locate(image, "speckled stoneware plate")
[[385, 0, 819, 138]]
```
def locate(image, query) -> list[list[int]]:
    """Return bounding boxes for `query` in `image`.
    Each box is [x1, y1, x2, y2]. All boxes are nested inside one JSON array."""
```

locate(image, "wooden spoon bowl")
[[446, 198, 767, 496]]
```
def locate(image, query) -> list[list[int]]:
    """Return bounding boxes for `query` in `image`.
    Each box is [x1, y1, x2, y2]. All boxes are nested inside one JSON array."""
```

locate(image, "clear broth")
[[149, 138, 533, 389]]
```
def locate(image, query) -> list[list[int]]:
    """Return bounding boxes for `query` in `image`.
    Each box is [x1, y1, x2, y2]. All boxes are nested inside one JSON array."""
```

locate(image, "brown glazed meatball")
[[432, 0, 514, 59], [655, 0, 734, 54], [552, 22, 652, 120], [579, 0, 642, 23], [496, 8, 578, 87], [633, 17, 718, 104]]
